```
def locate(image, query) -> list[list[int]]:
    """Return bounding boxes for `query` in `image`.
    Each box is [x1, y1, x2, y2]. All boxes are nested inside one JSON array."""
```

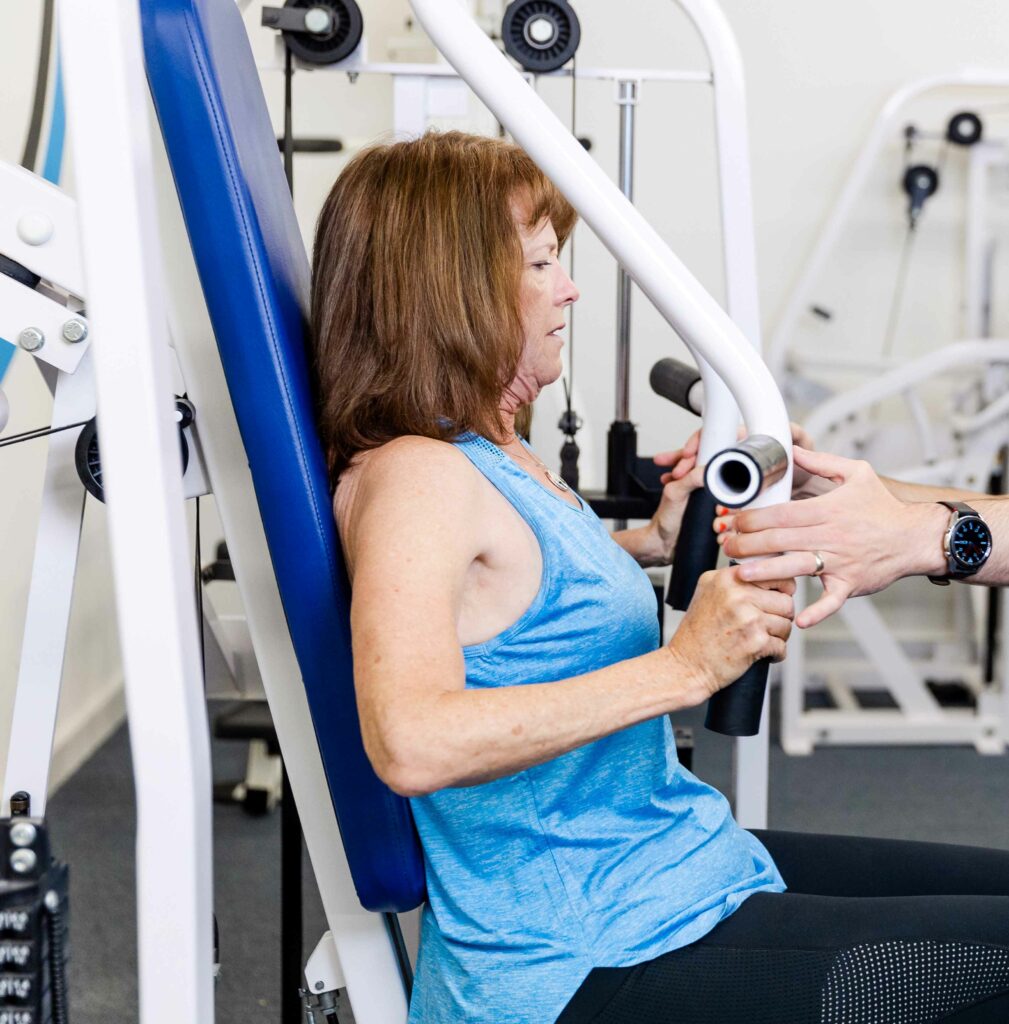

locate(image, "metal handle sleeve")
[[666, 489, 720, 610], [704, 659, 769, 736]]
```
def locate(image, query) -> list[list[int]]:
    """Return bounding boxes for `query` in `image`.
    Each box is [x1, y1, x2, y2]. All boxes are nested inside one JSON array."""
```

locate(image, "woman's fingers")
[[652, 448, 688, 468], [747, 584, 795, 619]]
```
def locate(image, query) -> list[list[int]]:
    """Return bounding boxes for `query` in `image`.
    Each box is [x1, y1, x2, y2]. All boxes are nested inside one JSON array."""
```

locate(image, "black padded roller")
[[666, 489, 720, 610], [650, 358, 702, 415], [705, 659, 769, 736]]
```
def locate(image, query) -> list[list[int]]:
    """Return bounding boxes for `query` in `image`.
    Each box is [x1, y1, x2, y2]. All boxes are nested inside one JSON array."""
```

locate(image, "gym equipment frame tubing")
[[60, 2, 215, 1021], [767, 69, 1009, 380]]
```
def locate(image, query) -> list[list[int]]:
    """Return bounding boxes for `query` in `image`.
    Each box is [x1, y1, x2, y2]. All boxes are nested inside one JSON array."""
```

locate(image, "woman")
[[311, 132, 1009, 1023]]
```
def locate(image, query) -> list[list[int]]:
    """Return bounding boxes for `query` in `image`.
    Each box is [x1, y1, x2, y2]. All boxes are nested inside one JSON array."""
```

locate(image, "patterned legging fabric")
[[556, 831, 1009, 1023]]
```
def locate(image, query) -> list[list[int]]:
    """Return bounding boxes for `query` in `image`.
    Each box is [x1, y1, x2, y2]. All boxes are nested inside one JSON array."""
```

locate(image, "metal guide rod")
[[615, 79, 638, 424]]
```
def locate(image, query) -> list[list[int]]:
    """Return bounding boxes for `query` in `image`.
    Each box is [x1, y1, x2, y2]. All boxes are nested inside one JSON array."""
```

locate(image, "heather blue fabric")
[[408, 434, 785, 1024]]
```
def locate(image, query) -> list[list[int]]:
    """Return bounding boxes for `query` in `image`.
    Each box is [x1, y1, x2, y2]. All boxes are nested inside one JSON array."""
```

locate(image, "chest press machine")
[[0, 0, 792, 1021]]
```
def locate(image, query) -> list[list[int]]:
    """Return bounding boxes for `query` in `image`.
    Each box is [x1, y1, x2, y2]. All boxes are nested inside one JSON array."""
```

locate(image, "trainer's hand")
[[668, 566, 795, 700], [717, 447, 947, 629]]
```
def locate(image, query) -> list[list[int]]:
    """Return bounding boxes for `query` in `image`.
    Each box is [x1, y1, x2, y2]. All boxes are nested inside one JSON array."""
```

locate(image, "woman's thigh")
[[562, 890, 1009, 1024], [751, 828, 1009, 898]]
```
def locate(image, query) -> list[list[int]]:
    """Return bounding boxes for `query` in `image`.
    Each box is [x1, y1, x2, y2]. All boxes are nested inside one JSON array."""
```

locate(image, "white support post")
[[60, 2, 215, 1022], [678, 0, 768, 827], [2, 358, 93, 815]]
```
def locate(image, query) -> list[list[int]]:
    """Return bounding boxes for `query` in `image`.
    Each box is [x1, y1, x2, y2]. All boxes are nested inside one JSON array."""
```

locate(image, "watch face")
[[950, 517, 992, 569]]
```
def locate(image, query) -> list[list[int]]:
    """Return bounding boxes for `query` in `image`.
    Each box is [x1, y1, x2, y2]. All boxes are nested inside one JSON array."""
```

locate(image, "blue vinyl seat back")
[[140, 0, 426, 912]]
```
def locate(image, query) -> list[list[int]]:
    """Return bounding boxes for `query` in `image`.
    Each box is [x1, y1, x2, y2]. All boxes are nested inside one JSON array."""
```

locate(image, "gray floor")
[[46, 697, 1009, 1023]]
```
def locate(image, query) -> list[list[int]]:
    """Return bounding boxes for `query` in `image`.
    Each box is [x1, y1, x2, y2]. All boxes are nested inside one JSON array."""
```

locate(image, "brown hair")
[[310, 130, 576, 485]]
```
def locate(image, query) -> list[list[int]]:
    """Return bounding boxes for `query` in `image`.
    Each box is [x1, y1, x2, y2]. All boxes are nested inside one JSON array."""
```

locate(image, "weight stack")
[[0, 817, 69, 1024]]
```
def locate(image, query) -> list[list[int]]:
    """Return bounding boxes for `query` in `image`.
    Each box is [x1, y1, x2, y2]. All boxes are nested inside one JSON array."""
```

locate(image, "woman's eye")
[[531, 261, 552, 270]]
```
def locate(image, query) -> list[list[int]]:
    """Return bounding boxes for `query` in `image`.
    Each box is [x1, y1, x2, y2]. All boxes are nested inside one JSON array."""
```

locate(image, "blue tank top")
[[407, 434, 784, 1024]]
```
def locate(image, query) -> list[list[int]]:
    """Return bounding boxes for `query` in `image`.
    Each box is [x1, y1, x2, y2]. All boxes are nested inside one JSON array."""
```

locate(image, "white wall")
[[3, 0, 1009, 789]]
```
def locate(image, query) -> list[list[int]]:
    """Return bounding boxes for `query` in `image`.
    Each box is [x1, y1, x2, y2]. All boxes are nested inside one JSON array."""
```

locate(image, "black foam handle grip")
[[666, 489, 720, 610], [705, 659, 770, 736], [650, 358, 702, 415]]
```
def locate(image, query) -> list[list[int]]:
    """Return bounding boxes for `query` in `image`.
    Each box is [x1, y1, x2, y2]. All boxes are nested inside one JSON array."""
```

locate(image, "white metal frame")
[[59, 2, 214, 1021]]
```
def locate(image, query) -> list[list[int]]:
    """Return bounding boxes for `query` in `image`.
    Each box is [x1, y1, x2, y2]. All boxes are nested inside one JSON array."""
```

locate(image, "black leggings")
[[556, 831, 1009, 1023]]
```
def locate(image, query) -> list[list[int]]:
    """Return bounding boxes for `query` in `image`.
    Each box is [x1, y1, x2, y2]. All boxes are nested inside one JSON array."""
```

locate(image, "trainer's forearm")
[[384, 647, 705, 796], [884, 484, 1009, 586]]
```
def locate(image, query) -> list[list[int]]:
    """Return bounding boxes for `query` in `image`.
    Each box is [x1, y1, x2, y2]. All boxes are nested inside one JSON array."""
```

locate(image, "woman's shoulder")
[[344, 434, 473, 485], [334, 435, 481, 524]]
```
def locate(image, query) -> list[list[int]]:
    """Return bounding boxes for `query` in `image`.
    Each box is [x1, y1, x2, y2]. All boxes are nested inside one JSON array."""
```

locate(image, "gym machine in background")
[[766, 72, 1009, 756]]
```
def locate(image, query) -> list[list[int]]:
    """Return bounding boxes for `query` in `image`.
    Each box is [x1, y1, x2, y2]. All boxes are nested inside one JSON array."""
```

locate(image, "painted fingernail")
[[716, 505, 727, 516], [717, 522, 727, 533]]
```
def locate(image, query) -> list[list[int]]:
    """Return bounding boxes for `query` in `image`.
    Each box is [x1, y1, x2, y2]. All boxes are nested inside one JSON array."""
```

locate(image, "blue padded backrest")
[[140, 0, 426, 912]]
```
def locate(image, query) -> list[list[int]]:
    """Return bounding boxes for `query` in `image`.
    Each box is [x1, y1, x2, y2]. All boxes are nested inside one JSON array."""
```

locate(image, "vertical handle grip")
[[704, 659, 769, 736], [666, 489, 720, 610]]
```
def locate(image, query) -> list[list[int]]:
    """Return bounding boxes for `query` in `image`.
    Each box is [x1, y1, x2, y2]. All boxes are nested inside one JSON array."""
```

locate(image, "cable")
[[195, 495, 206, 686], [21, 0, 55, 171], [0, 418, 90, 449], [283, 47, 295, 196], [566, 49, 577, 399], [880, 223, 919, 360]]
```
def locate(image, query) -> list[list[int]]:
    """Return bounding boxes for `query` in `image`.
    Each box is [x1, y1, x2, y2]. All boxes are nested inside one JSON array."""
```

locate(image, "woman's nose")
[[559, 268, 580, 306]]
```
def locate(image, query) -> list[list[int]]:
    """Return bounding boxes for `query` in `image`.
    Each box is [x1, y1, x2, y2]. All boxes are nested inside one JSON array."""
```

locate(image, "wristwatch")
[[927, 501, 992, 585]]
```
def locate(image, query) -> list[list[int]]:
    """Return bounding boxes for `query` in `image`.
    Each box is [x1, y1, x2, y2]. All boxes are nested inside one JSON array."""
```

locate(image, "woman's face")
[[505, 215, 579, 410]]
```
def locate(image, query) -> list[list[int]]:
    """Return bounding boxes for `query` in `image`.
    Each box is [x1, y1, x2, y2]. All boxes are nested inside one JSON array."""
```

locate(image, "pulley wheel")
[[502, 0, 581, 74], [280, 0, 363, 66], [946, 111, 983, 147], [902, 163, 939, 225], [76, 403, 192, 504]]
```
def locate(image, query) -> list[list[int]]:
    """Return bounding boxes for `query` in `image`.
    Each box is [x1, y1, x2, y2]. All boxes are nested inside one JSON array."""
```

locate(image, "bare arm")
[[345, 438, 793, 797]]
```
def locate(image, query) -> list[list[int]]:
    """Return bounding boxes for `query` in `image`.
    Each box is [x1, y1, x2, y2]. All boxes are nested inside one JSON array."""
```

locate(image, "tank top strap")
[[452, 431, 577, 522]]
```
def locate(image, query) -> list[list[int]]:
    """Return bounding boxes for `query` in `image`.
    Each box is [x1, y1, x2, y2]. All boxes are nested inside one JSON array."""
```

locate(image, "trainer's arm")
[[722, 446, 1009, 628]]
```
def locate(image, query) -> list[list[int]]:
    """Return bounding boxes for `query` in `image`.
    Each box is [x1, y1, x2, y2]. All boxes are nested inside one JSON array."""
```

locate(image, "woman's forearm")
[[610, 524, 667, 567], [377, 646, 706, 796]]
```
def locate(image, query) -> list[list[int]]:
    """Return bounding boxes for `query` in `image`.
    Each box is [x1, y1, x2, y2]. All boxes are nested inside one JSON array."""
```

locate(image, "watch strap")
[[928, 500, 988, 585], [939, 500, 977, 517]]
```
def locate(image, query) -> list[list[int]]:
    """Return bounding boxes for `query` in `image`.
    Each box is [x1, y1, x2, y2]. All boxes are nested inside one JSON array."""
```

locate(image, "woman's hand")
[[667, 566, 795, 701], [715, 446, 948, 629], [613, 447, 705, 566]]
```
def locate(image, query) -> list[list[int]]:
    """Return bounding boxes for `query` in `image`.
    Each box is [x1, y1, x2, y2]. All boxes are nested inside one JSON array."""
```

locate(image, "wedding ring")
[[812, 551, 825, 577]]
